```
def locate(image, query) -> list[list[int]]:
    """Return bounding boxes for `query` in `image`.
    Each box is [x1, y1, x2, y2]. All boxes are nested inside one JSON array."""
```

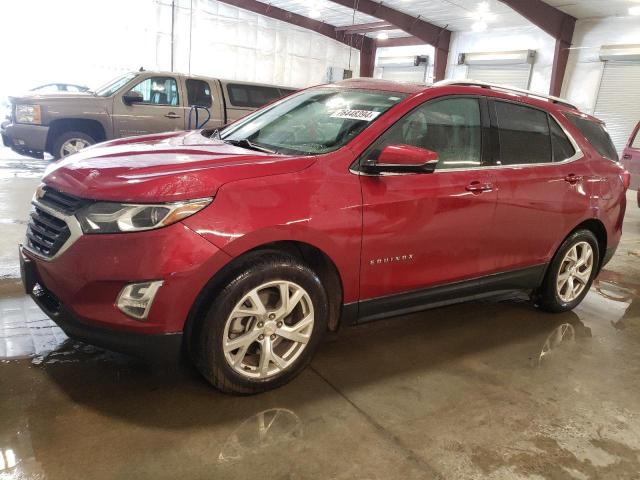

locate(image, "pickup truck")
[[1, 70, 295, 159]]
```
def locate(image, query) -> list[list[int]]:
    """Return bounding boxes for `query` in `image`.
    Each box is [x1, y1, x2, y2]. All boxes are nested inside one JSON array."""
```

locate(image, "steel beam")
[[376, 36, 426, 48], [216, 0, 367, 50], [328, 0, 451, 51], [335, 21, 393, 34], [498, 0, 576, 95]]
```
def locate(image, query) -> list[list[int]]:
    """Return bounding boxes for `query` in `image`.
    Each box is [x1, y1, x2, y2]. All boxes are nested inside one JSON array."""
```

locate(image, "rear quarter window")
[[565, 113, 618, 161], [227, 84, 282, 108]]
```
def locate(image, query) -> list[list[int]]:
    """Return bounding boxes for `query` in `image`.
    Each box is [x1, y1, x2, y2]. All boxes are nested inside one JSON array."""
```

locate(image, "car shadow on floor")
[[23, 293, 592, 430]]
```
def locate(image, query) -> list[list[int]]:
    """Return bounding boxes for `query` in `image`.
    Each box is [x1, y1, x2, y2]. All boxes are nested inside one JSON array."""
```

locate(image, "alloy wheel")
[[60, 138, 90, 157], [556, 241, 594, 303], [222, 280, 314, 379]]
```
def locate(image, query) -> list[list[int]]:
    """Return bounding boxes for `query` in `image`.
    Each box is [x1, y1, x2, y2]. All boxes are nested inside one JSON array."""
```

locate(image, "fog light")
[[116, 281, 163, 320]]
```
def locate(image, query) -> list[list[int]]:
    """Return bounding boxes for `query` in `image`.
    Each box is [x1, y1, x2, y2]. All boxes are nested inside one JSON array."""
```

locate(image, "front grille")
[[39, 186, 86, 214], [26, 206, 71, 258]]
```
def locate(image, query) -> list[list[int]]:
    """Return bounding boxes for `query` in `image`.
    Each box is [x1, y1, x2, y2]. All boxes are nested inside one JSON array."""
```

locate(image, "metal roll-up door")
[[378, 55, 428, 83], [466, 64, 532, 90], [594, 61, 640, 154]]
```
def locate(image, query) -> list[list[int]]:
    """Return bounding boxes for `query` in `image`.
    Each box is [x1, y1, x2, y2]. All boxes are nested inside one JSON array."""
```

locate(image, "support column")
[[359, 38, 377, 78], [434, 48, 448, 83], [549, 38, 571, 97]]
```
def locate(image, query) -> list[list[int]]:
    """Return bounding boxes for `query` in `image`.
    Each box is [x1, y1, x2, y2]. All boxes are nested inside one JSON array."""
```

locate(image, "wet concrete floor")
[[1, 148, 640, 479]]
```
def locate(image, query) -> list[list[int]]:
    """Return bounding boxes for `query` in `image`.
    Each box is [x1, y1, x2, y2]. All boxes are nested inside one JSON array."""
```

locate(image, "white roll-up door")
[[466, 64, 532, 90], [381, 65, 427, 83], [594, 61, 640, 154]]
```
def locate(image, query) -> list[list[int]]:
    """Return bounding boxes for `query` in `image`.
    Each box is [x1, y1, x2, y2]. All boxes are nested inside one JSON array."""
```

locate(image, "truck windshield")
[[94, 73, 137, 97], [221, 88, 406, 155]]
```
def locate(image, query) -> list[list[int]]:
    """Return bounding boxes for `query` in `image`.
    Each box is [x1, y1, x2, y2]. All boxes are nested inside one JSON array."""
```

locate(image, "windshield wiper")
[[226, 138, 277, 154]]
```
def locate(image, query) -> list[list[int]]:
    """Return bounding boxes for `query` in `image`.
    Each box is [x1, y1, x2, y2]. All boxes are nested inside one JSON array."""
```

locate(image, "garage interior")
[[2, 0, 640, 478]]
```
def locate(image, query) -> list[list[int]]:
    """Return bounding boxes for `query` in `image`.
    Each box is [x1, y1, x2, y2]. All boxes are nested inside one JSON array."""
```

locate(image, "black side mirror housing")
[[122, 90, 144, 105]]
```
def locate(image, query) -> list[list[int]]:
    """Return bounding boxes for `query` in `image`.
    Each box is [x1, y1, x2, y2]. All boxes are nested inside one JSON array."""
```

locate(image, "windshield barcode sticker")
[[330, 109, 381, 121]]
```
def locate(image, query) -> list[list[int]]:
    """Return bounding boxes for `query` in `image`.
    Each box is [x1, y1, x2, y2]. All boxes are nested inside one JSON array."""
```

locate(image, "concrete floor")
[[1, 148, 640, 479]]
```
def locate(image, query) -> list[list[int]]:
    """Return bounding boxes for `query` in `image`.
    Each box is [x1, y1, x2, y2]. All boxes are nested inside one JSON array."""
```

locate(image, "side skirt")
[[341, 264, 547, 326]]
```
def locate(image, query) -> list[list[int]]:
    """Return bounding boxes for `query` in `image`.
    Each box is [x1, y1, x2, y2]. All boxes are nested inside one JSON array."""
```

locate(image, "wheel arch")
[[184, 240, 345, 357], [46, 118, 107, 153]]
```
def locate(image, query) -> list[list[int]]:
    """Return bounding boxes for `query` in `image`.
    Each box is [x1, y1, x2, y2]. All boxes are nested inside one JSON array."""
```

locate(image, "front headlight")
[[15, 104, 42, 124], [76, 198, 212, 234]]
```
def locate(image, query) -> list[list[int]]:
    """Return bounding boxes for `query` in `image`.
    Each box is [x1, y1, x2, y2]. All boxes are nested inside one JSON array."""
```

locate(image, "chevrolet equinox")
[[20, 79, 628, 394]]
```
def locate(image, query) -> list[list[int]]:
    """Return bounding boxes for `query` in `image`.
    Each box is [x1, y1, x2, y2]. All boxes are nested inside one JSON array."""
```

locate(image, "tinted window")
[[549, 117, 575, 162], [186, 79, 212, 108], [365, 97, 482, 170], [565, 113, 618, 161], [222, 89, 404, 155], [495, 101, 551, 165], [131, 77, 179, 106], [227, 84, 282, 108]]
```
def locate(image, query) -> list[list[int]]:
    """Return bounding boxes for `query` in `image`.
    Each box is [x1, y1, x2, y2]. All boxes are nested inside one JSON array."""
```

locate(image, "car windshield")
[[94, 73, 137, 97], [220, 88, 406, 155]]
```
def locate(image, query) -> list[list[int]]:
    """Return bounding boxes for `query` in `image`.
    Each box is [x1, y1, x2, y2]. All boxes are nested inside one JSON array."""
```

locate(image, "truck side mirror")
[[122, 90, 144, 105]]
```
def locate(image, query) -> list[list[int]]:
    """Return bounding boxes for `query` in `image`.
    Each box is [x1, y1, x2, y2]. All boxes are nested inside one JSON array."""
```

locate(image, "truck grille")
[[26, 206, 71, 258]]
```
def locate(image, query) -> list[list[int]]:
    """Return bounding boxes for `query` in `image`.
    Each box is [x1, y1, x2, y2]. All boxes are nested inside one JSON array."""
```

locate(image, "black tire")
[[51, 131, 96, 159], [193, 252, 328, 395], [536, 229, 599, 313]]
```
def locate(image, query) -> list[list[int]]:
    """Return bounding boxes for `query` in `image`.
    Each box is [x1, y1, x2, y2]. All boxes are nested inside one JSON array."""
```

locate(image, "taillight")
[[620, 170, 631, 190]]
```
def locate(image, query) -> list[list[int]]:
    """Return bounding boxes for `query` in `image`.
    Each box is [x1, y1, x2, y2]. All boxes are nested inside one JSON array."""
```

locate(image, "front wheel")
[[51, 131, 96, 159], [193, 253, 328, 394], [536, 229, 599, 313]]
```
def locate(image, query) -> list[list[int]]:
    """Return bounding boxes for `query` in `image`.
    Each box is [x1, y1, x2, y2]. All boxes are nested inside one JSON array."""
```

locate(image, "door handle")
[[622, 154, 632, 160], [164, 112, 181, 119], [465, 181, 494, 194], [564, 174, 582, 184]]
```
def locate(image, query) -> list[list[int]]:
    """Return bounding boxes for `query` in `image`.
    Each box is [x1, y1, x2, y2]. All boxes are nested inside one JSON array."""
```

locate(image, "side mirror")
[[122, 90, 144, 105], [361, 144, 439, 174]]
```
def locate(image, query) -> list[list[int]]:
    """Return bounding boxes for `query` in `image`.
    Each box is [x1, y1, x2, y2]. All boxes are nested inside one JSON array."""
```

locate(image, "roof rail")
[[433, 79, 578, 110]]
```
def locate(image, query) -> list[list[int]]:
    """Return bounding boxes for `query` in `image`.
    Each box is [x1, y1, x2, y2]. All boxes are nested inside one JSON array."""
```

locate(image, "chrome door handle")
[[466, 181, 494, 194], [564, 174, 582, 184], [164, 112, 181, 119]]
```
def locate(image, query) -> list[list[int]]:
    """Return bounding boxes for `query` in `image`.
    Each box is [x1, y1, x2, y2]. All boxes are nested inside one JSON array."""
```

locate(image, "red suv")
[[20, 79, 628, 394]]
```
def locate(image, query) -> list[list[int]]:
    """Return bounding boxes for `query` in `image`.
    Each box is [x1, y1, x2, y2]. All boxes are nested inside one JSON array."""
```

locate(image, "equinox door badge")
[[370, 254, 414, 266]]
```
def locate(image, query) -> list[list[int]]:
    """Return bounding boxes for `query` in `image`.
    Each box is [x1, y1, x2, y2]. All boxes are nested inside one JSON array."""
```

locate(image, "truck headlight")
[[15, 104, 42, 124], [76, 198, 212, 233]]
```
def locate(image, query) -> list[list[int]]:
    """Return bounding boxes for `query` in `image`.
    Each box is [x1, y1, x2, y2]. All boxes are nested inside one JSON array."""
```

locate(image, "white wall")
[[562, 16, 640, 114], [0, 0, 359, 100], [446, 25, 556, 94]]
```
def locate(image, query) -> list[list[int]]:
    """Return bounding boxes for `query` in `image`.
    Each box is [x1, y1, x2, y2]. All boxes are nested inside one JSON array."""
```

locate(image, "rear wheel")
[[536, 229, 599, 312], [193, 253, 328, 394], [51, 131, 95, 159]]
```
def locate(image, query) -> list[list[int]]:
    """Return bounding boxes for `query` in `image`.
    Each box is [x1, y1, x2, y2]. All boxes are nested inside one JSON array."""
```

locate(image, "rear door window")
[[227, 84, 282, 108], [549, 116, 576, 162], [494, 101, 552, 165], [565, 113, 618, 161], [186, 79, 213, 108]]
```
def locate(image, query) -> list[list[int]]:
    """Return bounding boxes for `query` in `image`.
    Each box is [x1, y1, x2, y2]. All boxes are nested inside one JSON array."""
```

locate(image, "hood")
[[9, 92, 94, 103], [42, 131, 316, 202]]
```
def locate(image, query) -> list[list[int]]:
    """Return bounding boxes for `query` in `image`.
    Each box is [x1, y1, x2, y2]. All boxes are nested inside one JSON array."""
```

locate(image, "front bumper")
[[20, 220, 232, 360], [21, 247, 182, 361], [1, 122, 49, 158]]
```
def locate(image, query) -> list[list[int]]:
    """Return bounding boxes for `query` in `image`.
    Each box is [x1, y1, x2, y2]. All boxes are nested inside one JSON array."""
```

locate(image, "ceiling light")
[[477, 1, 490, 13], [630, 5, 640, 15], [377, 31, 389, 40], [472, 21, 487, 32], [308, 9, 321, 19]]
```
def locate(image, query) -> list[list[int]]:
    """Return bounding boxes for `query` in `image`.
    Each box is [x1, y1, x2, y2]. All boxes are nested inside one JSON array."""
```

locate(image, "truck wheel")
[[51, 131, 95, 159], [536, 229, 599, 313], [193, 252, 328, 394]]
